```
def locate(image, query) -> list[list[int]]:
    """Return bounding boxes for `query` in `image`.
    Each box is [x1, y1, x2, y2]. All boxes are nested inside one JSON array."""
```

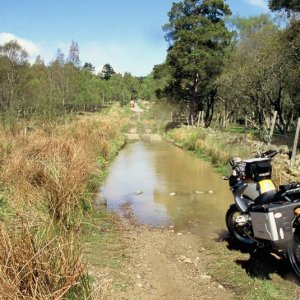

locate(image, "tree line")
[[0, 40, 159, 124], [1, 0, 299, 134], [152, 0, 300, 134]]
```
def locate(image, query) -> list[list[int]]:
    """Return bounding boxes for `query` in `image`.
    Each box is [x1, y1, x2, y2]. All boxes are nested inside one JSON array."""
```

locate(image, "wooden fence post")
[[197, 112, 201, 127], [291, 117, 300, 166], [268, 111, 278, 145], [191, 115, 194, 127], [201, 111, 204, 127]]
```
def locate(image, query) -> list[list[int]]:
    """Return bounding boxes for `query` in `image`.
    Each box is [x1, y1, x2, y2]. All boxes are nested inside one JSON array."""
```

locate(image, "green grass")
[[164, 127, 252, 176], [206, 239, 300, 300]]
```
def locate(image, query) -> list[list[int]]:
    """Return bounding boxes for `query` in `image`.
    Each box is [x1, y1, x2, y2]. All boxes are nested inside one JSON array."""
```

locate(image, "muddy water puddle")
[[100, 141, 232, 238]]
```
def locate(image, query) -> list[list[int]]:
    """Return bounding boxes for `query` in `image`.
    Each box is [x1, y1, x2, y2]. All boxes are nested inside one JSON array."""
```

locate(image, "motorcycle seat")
[[254, 190, 278, 205]]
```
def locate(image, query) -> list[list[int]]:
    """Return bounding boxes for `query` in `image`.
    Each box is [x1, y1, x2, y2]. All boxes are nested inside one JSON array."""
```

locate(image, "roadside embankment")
[[0, 106, 129, 299]]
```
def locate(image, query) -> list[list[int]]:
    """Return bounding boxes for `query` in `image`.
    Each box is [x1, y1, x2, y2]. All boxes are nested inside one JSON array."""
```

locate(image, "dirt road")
[[107, 217, 233, 300]]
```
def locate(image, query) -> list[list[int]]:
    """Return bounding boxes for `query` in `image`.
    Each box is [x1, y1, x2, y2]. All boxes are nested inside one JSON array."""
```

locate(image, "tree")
[[68, 41, 80, 68], [55, 48, 65, 66], [218, 15, 297, 133], [162, 0, 232, 126], [269, 0, 300, 12], [0, 41, 28, 110], [99, 63, 115, 80], [83, 62, 95, 72], [34, 55, 45, 66]]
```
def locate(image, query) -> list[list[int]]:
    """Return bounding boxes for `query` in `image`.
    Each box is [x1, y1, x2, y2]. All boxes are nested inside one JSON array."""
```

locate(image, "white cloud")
[[245, 0, 268, 9], [0, 32, 40, 62]]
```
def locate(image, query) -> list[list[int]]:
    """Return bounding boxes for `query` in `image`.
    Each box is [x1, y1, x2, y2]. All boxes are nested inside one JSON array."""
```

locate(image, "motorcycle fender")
[[234, 183, 252, 212]]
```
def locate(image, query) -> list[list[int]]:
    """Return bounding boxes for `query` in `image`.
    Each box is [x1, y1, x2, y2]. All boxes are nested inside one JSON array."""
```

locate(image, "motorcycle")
[[224, 150, 300, 277]]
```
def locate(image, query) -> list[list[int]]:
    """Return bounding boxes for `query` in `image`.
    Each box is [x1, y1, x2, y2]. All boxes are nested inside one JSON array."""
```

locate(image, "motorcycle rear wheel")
[[288, 234, 300, 278], [226, 205, 255, 246]]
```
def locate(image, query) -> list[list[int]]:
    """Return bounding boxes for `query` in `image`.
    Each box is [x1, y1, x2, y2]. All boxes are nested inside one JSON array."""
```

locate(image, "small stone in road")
[[200, 274, 212, 279], [169, 225, 174, 229], [195, 191, 204, 194], [177, 232, 183, 236], [136, 190, 143, 195], [208, 190, 214, 194], [169, 192, 176, 196], [136, 274, 142, 279], [218, 284, 224, 290], [137, 283, 143, 288], [179, 255, 193, 264]]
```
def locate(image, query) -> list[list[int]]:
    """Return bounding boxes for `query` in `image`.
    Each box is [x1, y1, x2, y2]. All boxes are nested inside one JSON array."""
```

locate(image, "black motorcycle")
[[224, 150, 300, 277]]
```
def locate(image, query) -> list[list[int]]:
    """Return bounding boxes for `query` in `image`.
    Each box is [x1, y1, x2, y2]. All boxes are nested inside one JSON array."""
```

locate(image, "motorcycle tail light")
[[295, 208, 300, 215]]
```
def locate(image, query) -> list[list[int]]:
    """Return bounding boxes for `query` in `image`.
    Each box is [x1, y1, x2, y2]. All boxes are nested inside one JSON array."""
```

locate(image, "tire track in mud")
[[108, 217, 233, 300]]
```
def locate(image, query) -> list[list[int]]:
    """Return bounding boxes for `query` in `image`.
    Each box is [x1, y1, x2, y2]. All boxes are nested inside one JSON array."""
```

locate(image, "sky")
[[0, 0, 270, 76]]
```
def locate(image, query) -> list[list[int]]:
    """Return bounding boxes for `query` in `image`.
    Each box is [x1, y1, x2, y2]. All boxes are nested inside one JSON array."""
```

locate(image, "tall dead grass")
[[0, 219, 87, 300], [0, 109, 127, 299]]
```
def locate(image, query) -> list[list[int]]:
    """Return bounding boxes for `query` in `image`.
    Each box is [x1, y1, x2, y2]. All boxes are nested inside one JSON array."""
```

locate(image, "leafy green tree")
[[83, 62, 95, 72], [140, 74, 159, 101], [218, 15, 297, 133], [162, 0, 232, 126], [99, 63, 116, 80], [0, 41, 29, 111], [269, 0, 300, 12], [122, 72, 140, 100]]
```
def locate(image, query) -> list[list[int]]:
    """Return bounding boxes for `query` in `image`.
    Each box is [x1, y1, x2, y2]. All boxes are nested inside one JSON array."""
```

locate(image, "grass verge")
[[0, 106, 129, 299], [164, 127, 252, 175]]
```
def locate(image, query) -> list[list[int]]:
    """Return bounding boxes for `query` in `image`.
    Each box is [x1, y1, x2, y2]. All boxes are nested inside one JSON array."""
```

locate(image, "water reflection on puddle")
[[100, 141, 232, 235]]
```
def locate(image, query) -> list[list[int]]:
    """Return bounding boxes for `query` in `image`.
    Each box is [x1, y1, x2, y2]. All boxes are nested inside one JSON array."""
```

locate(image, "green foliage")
[[0, 41, 146, 124], [161, 0, 232, 126], [99, 63, 116, 80], [269, 0, 300, 12], [83, 62, 95, 72], [217, 14, 300, 134]]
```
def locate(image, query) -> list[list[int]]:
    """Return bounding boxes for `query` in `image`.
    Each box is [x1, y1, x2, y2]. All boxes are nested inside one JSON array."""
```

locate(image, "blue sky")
[[0, 0, 269, 76]]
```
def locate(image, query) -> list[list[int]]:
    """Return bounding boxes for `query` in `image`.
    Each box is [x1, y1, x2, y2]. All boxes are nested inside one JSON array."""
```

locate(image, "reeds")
[[0, 108, 127, 299], [0, 219, 86, 299]]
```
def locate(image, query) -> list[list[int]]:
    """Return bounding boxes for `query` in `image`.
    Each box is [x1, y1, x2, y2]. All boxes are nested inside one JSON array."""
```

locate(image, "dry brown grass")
[[0, 108, 128, 299], [0, 219, 86, 300], [3, 136, 96, 224]]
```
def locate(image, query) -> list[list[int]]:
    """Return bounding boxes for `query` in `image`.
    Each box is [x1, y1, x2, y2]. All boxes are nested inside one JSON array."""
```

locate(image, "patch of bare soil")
[[108, 217, 234, 300]]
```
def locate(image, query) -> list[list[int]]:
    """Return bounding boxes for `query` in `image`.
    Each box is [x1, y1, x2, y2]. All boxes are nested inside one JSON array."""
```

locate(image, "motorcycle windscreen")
[[259, 179, 276, 194]]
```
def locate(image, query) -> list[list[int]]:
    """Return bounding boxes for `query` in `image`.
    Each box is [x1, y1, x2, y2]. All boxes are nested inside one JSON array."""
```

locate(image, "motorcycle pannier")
[[245, 159, 272, 181], [250, 202, 299, 242]]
